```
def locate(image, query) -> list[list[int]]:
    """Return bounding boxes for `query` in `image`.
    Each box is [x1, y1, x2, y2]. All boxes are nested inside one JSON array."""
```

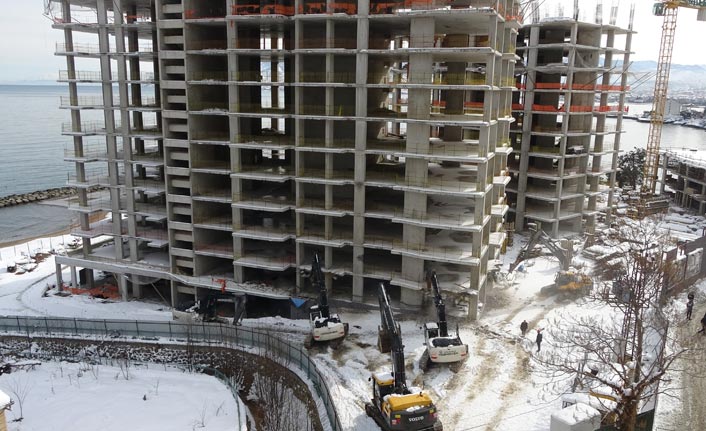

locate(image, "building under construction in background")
[[48, 0, 519, 319], [661, 149, 706, 216], [509, 1, 634, 238]]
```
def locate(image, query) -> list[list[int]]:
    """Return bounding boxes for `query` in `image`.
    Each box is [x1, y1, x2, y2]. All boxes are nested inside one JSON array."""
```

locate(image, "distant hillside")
[[617, 61, 706, 92]]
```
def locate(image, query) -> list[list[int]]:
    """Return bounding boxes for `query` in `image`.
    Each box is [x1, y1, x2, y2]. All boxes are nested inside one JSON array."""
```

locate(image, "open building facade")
[[509, 8, 633, 238], [50, 0, 519, 319]]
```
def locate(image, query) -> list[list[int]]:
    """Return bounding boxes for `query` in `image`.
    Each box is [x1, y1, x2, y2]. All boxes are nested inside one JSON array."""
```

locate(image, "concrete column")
[[660, 153, 669, 196], [118, 274, 129, 301], [96, 0, 125, 260], [55, 262, 64, 289], [133, 275, 143, 299], [85, 269, 95, 289], [606, 13, 633, 224], [516, 26, 540, 231], [170, 280, 178, 308], [351, 14, 369, 302], [401, 287, 424, 308], [114, 0, 140, 261], [70, 266, 78, 288]]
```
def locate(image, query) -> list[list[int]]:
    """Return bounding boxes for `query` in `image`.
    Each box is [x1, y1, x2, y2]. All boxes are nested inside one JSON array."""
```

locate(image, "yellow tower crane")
[[640, 1, 706, 217]]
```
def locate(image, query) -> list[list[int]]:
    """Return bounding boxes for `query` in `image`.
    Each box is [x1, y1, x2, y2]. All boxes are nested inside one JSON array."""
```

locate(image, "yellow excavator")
[[366, 283, 443, 431]]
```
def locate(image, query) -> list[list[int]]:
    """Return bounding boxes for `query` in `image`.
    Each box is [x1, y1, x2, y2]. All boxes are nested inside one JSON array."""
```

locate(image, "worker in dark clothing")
[[520, 320, 528, 336], [699, 312, 706, 335], [536, 329, 543, 352], [687, 293, 695, 320]]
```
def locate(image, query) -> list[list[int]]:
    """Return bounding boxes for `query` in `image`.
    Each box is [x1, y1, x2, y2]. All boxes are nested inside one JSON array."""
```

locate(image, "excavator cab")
[[653, 2, 666, 16], [420, 272, 468, 371], [304, 253, 348, 348], [555, 271, 593, 295], [366, 283, 443, 431], [368, 371, 439, 430]]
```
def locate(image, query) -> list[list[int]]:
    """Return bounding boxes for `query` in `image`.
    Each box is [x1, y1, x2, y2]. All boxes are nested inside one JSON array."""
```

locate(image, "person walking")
[[536, 329, 543, 352], [520, 320, 528, 336], [699, 311, 706, 335], [687, 293, 694, 321]]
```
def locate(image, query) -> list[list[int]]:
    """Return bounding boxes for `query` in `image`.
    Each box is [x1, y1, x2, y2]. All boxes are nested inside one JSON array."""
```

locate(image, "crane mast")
[[378, 283, 407, 393], [642, 1, 706, 211], [642, 5, 678, 197]]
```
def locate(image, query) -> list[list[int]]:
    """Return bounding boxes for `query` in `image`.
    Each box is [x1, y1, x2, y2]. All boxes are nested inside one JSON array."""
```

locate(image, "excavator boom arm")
[[427, 271, 449, 337], [312, 253, 330, 318], [510, 224, 571, 272], [378, 283, 407, 393]]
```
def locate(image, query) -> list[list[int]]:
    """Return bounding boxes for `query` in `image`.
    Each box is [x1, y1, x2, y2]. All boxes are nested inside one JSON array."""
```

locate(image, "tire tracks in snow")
[[481, 345, 531, 431], [439, 335, 501, 429], [661, 319, 706, 429]]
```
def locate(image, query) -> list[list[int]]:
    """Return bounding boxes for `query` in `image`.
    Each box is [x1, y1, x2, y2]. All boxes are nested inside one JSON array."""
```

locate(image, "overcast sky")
[[0, 1, 704, 82]]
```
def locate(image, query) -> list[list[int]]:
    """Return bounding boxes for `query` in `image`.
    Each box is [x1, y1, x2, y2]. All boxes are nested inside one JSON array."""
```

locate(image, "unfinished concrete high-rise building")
[[509, 3, 633, 238], [49, 0, 518, 319]]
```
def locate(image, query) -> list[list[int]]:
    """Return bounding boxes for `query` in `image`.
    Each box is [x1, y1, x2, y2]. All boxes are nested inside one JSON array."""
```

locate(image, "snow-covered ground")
[[0, 236, 171, 321], [0, 224, 703, 430], [0, 361, 238, 431]]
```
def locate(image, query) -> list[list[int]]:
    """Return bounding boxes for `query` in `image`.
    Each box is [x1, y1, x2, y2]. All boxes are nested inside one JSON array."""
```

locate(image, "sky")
[[0, 1, 704, 82]]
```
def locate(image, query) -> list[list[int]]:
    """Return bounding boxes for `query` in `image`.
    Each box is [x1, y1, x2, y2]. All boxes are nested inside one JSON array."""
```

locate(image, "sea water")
[[0, 86, 704, 244]]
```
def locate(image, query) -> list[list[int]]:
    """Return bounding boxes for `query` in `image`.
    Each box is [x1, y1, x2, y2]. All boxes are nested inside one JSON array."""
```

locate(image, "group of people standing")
[[520, 319, 543, 352], [517, 292, 704, 356]]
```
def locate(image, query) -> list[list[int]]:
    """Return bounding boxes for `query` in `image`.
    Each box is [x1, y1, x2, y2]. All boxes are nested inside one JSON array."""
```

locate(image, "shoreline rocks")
[[0, 186, 104, 209]]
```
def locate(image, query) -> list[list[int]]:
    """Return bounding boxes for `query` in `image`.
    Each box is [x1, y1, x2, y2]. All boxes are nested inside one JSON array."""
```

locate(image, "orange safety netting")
[[66, 284, 121, 300], [535, 82, 563, 89], [532, 104, 561, 112]]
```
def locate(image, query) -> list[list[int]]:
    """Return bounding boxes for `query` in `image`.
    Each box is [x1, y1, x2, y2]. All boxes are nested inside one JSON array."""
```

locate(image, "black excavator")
[[304, 253, 348, 348], [420, 271, 468, 371], [509, 222, 572, 273], [366, 283, 443, 431], [508, 222, 591, 295]]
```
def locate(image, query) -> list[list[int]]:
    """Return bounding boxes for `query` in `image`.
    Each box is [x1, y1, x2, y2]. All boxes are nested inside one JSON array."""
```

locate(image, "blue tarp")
[[290, 298, 308, 308]]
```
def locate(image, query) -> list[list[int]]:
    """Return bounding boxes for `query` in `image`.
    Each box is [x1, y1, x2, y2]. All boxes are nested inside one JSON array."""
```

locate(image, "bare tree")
[[248, 372, 313, 431], [6, 375, 32, 421], [535, 218, 703, 431], [118, 352, 131, 380]]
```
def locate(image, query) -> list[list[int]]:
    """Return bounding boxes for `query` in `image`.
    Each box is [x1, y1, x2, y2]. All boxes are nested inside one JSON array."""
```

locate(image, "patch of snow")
[[0, 361, 238, 431]]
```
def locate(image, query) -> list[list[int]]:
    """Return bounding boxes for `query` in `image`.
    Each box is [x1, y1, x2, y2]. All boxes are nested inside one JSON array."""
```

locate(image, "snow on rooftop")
[[0, 389, 9, 410], [551, 402, 601, 426]]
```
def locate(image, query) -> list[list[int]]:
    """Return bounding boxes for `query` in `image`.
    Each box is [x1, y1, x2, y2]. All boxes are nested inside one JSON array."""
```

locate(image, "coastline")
[[0, 186, 103, 208], [0, 210, 107, 250]]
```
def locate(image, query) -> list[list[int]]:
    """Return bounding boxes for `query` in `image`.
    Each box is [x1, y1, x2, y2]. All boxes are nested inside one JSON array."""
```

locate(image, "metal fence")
[[0, 316, 342, 431]]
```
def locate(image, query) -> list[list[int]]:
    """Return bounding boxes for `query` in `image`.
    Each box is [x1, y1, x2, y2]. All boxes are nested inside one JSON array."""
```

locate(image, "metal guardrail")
[[0, 316, 342, 431]]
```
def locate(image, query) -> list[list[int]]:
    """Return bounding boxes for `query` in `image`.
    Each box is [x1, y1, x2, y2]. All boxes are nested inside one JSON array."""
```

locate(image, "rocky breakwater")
[[0, 186, 103, 208]]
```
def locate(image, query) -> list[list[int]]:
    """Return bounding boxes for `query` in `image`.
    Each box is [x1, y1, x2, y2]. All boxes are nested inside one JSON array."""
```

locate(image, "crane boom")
[[377, 283, 407, 394]]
